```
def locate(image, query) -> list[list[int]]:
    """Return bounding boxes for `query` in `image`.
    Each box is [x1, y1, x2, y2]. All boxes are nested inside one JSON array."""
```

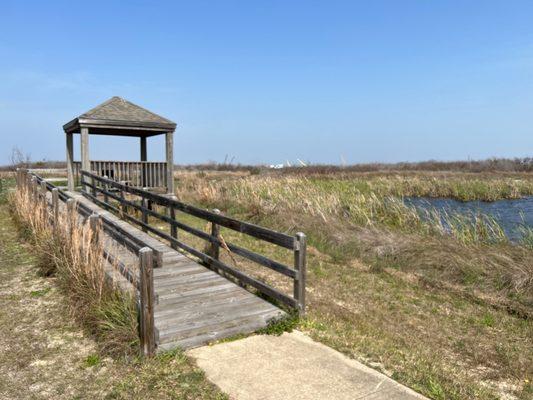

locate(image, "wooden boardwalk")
[[68, 192, 285, 351]]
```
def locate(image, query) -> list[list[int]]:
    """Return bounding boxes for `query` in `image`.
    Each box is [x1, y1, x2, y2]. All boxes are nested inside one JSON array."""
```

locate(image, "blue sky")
[[1, 1, 532, 165]]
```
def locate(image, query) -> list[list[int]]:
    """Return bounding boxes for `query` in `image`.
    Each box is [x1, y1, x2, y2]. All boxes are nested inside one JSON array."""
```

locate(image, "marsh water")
[[405, 196, 533, 241]]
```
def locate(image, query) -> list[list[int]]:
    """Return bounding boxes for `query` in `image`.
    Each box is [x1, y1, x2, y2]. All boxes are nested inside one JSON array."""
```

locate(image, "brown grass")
[[9, 182, 138, 355]]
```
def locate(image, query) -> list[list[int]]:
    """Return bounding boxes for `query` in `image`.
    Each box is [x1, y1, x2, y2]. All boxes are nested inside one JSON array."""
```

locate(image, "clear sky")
[[1, 1, 532, 166]]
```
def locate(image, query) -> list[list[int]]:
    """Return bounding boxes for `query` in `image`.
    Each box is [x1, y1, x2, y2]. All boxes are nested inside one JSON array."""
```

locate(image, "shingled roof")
[[63, 96, 176, 137]]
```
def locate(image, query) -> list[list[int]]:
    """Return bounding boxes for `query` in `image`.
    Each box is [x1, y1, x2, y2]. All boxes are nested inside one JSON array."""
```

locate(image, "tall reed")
[[10, 182, 138, 355], [177, 174, 510, 244]]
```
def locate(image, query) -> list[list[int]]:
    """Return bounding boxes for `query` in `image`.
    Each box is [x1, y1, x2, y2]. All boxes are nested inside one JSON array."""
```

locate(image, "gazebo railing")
[[74, 161, 167, 189]]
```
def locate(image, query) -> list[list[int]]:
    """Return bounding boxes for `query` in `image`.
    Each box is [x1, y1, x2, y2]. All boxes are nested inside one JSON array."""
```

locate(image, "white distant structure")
[[269, 163, 285, 169]]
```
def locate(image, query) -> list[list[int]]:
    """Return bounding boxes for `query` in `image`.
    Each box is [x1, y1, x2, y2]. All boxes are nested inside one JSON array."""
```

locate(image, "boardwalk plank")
[[66, 191, 286, 352]]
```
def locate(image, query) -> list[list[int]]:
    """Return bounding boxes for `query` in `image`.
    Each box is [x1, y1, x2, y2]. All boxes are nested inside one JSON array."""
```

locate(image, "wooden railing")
[[17, 169, 157, 356], [74, 160, 167, 189], [80, 170, 307, 314]]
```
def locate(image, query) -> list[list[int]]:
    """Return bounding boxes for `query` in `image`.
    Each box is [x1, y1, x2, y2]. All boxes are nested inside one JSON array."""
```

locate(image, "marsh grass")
[[174, 170, 533, 400], [9, 182, 138, 355]]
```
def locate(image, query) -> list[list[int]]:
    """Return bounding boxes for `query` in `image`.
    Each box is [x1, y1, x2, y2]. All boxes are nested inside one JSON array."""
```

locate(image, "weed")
[[256, 313, 299, 336], [30, 287, 50, 297], [84, 354, 101, 367]]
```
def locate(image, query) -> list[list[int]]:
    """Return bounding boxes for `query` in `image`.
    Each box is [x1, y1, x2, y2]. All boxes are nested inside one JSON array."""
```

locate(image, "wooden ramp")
[[67, 192, 285, 351]]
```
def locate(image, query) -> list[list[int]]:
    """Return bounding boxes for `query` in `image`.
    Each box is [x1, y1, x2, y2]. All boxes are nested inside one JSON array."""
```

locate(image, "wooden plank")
[[157, 282, 237, 303], [158, 315, 279, 351], [157, 303, 282, 343], [155, 296, 268, 329], [154, 289, 250, 318]]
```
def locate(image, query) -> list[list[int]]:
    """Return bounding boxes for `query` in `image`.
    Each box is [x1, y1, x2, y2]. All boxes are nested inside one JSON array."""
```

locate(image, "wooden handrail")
[[18, 169, 157, 355], [81, 170, 306, 314]]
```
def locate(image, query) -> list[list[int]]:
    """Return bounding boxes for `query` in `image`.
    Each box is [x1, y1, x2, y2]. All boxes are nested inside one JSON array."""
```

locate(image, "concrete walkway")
[[188, 331, 427, 400]]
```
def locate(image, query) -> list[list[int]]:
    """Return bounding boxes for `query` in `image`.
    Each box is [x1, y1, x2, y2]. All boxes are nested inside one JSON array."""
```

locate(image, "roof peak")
[[63, 96, 176, 135]]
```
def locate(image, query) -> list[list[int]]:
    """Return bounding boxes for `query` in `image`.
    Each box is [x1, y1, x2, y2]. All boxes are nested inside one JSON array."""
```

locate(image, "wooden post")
[[139, 247, 155, 356], [89, 214, 100, 244], [21, 169, 28, 191], [31, 177, 38, 202], [294, 232, 307, 316], [165, 132, 174, 196], [40, 181, 47, 207], [52, 188, 59, 230], [91, 175, 97, 197], [66, 198, 76, 234], [80, 127, 89, 192], [140, 137, 147, 187], [103, 175, 109, 204], [140, 137, 147, 161], [170, 206, 178, 250], [210, 209, 221, 267], [66, 132, 75, 191], [117, 184, 124, 216], [141, 198, 148, 232]]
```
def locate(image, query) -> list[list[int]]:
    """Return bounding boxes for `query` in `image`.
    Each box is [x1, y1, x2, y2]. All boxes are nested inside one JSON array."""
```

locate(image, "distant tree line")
[[2, 146, 531, 173]]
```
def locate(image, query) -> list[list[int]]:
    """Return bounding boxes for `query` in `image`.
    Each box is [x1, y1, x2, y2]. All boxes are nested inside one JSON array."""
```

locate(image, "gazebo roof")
[[63, 96, 177, 137]]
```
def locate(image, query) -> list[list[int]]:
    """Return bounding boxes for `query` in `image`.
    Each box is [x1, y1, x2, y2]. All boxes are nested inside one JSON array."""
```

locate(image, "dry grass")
[[0, 190, 227, 399], [9, 181, 138, 355], [172, 170, 533, 400]]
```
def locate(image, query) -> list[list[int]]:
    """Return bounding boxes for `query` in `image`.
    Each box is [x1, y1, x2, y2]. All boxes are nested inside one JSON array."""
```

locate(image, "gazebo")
[[63, 96, 177, 195]]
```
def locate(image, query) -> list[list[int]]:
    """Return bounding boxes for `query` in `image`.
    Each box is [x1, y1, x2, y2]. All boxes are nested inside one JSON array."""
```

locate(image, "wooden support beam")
[[66, 198, 76, 234], [140, 137, 147, 161], [31, 177, 38, 201], [139, 247, 155, 356], [66, 133, 75, 191], [210, 209, 221, 261], [169, 206, 178, 250], [294, 232, 307, 316], [141, 198, 149, 232], [80, 127, 90, 191], [89, 213, 100, 244], [40, 181, 47, 206], [165, 132, 174, 195]]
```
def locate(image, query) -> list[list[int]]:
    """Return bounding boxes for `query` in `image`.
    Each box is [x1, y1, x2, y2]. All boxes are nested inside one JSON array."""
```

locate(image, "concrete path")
[[188, 331, 428, 400]]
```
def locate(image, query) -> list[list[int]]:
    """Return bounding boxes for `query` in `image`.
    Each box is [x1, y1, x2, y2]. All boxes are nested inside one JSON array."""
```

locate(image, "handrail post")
[[294, 232, 307, 316], [103, 175, 109, 204], [52, 188, 59, 231], [31, 177, 38, 202], [170, 206, 178, 250], [91, 175, 97, 197], [141, 197, 148, 232], [120, 184, 128, 217], [40, 180, 47, 202], [139, 247, 155, 356], [66, 198, 76, 235], [80, 171, 85, 193], [89, 213, 100, 244], [210, 209, 221, 264]]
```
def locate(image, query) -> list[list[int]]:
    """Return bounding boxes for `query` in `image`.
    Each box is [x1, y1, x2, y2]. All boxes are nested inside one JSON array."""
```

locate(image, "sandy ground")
[[0, 210, 117, 399]]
